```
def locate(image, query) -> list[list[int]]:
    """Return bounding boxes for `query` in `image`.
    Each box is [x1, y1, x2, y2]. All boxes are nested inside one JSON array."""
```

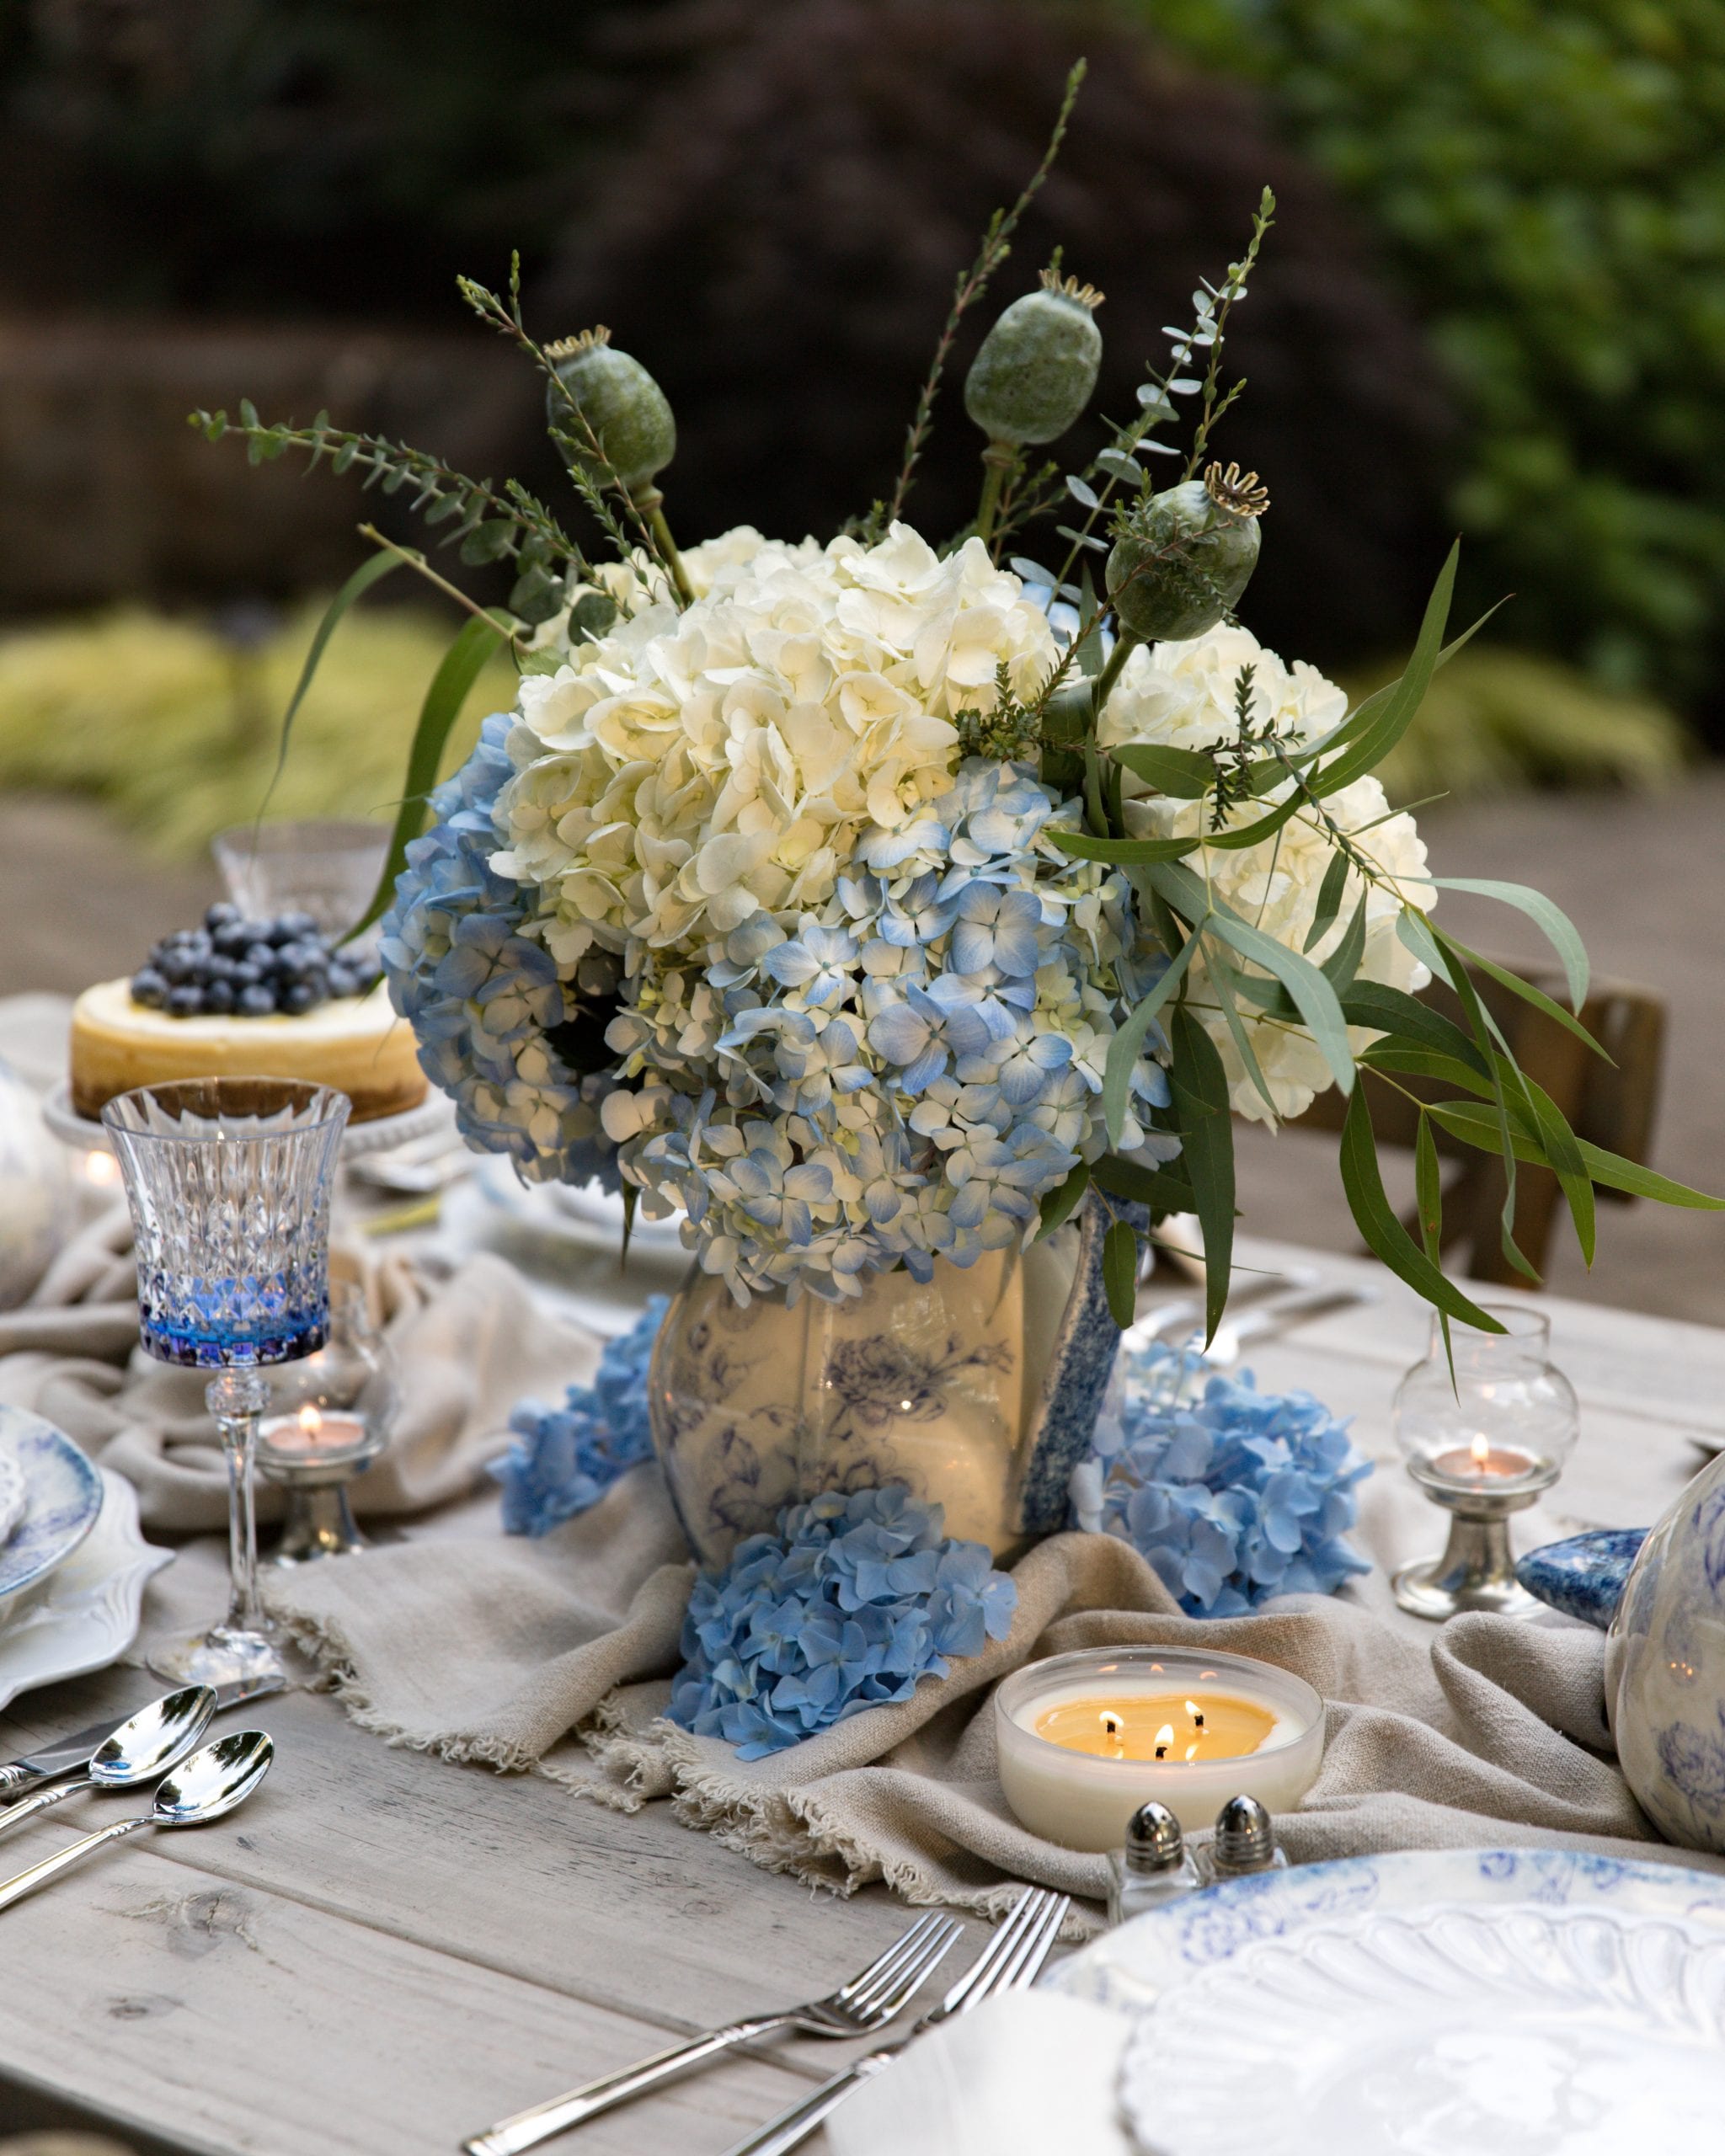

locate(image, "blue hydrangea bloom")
[[378, 713, 621, 1192], [667, 1483, 1017, 1758], [492, 1296, 667, 1534], [1070, 1342, 1373, 1614]]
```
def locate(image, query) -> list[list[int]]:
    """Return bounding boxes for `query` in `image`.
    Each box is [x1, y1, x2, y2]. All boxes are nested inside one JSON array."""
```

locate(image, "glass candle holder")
[[212, 819, 389, 947], [257, 1278, 398, 1563], [994, 1646, 1325, 1851], [1391, 1304, 1579, 1621], [104, 1077, 349, 1684]]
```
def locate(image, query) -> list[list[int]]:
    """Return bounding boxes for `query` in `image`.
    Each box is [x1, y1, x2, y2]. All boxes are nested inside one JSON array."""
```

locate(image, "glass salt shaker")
[[1108, 1801, 1202, 1926]]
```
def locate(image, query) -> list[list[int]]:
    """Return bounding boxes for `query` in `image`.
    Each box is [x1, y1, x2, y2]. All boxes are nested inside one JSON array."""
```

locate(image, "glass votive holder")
[[994, 1646, 1325, 1852], [1391, 1303, 1579, 1620], [256, 1278, 398, 1563], [212, 819, 390, 946]]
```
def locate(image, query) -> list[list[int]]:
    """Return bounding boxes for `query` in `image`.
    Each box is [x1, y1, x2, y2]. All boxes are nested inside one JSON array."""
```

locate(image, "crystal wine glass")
[[103, 1077, 350, 1684]]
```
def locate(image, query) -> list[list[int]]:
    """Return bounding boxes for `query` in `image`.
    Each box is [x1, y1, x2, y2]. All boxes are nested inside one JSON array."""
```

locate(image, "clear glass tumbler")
[[212, 819, 389, 943], [103, 1077, 350, 1683]]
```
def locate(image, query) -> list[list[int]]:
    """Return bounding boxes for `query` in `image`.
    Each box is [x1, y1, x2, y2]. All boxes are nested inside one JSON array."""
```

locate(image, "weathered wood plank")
[[0, 1820, 816, 2156]]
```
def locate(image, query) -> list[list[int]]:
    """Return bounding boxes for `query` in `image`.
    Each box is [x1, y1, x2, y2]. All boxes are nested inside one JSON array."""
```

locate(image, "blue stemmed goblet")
[[103, 1077, 350, 1685]]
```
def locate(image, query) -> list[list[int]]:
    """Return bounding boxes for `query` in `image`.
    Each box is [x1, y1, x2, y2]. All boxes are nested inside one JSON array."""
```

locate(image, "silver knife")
[[0, 1673, 285, 1795]]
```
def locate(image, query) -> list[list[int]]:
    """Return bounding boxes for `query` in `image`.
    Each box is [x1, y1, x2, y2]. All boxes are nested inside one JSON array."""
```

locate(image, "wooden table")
[[0, 1235, 1720, 2156]]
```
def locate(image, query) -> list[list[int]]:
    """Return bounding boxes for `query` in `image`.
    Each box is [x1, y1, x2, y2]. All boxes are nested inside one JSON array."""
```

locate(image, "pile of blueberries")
[[131, 905, 382, 1019]]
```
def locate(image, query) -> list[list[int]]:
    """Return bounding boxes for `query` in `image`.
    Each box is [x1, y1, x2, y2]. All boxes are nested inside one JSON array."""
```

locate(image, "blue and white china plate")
[[0, 1407, 104, 1604], [0, 1470, 171, 1712], [1047, 1846, 1725, 2014]]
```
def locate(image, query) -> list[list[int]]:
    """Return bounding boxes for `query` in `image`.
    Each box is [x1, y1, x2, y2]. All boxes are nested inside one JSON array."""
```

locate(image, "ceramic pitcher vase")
[[645, 1201, 1120, 1565], [1606, 1448, 1725, 1853]]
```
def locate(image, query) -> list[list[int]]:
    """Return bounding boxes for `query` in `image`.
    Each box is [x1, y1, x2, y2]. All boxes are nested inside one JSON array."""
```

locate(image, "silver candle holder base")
[[1392, 1470, 1553, 1621], [258, 1438, 382, 1566]]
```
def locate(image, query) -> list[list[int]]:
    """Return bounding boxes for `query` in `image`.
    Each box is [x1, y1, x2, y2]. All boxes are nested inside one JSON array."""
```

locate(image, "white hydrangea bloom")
[[1097, 622, 1346, 763], [1106, 623, 1434, 1123], [492, 524, 1057, 972]]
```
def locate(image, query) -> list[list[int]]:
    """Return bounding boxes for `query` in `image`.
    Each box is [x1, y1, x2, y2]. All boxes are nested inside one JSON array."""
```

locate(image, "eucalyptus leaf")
[[1168, 1006, 1236, 1342], [1427, 879, 1590, 1010], [1108, 743, 1217, 798], [1302, 849, 1351, 953], [1103, 1219, 1140, 1329], [1036, 1160, 1091, 1240], [1338, 1088, 1506, 1331], [1103, 933, 1200, 1144], [346, 610, 511, 942]]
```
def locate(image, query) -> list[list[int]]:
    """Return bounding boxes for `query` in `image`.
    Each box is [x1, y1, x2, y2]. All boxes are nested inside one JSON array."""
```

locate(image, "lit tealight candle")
[[994, 1646, 1325, 1850], [257, 1402, 369, 1460], [83, 1149, 121, 1191], [1426, 1431, 1545, 1486]]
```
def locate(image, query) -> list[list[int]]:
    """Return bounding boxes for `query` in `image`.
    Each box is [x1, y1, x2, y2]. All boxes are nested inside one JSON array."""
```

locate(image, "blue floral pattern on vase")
[[1607, 1446, 1725, 1854], [648, 1197, 1117, 1566], [1515, 1528, 1649, 1629]]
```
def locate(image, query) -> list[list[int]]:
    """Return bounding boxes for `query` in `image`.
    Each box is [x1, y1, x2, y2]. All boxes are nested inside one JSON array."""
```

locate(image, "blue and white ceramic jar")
[[1606, 1449, 1725, 1854], [646, 1200, 1119, 1565]]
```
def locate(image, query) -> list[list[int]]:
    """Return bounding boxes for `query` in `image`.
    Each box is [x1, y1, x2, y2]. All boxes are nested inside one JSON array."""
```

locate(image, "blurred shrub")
[[0, 605, 514, 855], [1362, 650, 1691, 803], [1142, 0, 1725, 713], [538, 0, 1456, 671]]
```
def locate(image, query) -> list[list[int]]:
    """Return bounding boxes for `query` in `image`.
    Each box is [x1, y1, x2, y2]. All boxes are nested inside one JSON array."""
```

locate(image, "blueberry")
[[205, 902, 241, 930], [158, 950, 195, 985], [243, 942, 277, 972], [204, 954, 237, 983], [238, 919, 275, 948], [230, 961, 261, 989], [211, 925, 250, 958], [131, 969, 168, 1007], [238, 985, 276, 1017], [277, 910, 318, 942], [166, 985, 204, 1017], [280, 982, 318, 1016], [326, 965, 356, 999], [200, 979, 235, 1015]]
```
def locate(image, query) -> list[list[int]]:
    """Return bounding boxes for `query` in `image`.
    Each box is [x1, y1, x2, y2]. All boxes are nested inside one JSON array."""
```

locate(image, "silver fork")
[[715, 1887, 1070, 2156], [462, 1911, 961, 2155]]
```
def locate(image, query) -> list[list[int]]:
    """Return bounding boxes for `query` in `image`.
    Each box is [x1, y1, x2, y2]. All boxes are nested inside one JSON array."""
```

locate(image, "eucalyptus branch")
[[884, 58, 1086, 526], [189, 404, 590, 582]]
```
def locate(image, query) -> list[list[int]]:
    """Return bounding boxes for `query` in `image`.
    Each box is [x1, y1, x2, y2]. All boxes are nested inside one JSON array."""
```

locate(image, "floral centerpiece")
[[199, 62, 1717, 1570]]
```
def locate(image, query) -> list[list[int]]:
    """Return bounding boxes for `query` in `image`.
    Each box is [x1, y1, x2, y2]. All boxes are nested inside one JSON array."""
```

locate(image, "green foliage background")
[[1140, 0, 1725, 708]]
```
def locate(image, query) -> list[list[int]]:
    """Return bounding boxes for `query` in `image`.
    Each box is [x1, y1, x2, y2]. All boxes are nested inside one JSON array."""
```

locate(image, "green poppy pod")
[[546, 328, 676, 499], [1106, 463, 1268, 643], [964, 269, 1104, 448]]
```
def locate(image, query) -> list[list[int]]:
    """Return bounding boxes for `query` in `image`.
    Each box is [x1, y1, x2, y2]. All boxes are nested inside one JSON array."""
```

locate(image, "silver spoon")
[[0, 1686, 215, 1843], [0, 1730, 273, 1914]]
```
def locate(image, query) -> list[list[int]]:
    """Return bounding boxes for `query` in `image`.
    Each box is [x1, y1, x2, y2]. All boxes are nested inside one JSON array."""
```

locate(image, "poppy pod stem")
[[638, 489, 695, 605], [975, 440, 1017, 547]]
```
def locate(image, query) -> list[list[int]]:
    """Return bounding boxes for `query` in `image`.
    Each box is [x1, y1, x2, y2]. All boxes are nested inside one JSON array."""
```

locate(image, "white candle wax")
[[994, 1646, 1325, 1851], [258, 1404, 369, 1460]]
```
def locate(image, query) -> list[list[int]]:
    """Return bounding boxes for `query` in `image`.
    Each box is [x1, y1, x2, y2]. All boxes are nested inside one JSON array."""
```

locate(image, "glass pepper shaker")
[[1206, 1795, 1289, 1881], [1108, 1801, 1202, 1926]]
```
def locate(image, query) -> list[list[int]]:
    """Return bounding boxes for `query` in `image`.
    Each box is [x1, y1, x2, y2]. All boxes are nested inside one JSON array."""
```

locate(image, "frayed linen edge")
[[572, 1711, 1093, 1929], [272, 1607, 547, 1775]]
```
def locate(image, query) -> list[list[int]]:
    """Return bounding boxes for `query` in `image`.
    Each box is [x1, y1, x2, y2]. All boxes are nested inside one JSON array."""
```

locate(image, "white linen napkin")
[[824, 1990, 1132, 2156]]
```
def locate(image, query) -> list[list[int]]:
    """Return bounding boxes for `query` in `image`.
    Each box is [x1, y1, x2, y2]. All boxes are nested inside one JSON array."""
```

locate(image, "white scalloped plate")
[[1047, 1846, 1725, 2015], [1120, 1900, 1725, 2156], [0, 1470, 171, 1713]]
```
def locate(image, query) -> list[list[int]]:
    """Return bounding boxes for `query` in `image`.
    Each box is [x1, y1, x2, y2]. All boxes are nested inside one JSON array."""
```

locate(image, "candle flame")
[[1185, 1699, 1199, 1716], [84, 1150, 120, 1187], [1155, 1723, 1173, 1748], [298, 1403, 323, 1437], [1100, 1711, 1122, 1738], [1471, 1432, 1491, 1466]]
